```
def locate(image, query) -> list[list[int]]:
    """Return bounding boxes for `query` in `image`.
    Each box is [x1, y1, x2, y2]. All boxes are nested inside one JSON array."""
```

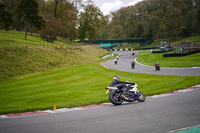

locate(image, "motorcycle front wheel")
[[137, 91, 145, 102], [109, 92, 123, 105]]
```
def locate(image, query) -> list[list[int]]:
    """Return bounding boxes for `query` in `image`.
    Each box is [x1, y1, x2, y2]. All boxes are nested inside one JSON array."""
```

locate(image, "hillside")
[[0, 30, 110, 80]]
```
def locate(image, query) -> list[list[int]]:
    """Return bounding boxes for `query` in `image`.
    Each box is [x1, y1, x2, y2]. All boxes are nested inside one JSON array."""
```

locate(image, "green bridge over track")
[[83, 38, 154, 47]]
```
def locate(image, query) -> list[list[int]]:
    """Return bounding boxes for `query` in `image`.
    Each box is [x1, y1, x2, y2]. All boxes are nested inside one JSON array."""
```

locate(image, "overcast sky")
[[92, 0, 144, 15]]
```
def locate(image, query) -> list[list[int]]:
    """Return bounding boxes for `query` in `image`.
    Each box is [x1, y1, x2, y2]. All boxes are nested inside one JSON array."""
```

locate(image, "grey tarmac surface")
[[101, 51, 200, 76], [0, 89, 200, 133]]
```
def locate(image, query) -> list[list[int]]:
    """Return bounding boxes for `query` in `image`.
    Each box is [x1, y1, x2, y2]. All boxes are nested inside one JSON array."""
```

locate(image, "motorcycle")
[[105, 83, 145, 105], [114, 59, 118, 65], [131, 61, 135, 69], [155, 66, 160, 71]]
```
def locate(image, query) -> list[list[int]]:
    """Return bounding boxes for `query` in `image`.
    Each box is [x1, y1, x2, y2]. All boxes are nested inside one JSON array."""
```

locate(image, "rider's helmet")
[[113, 75, 119, 80]]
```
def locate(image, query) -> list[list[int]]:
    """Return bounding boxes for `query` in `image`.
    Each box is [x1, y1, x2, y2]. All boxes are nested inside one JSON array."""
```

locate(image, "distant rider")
[[115, 58, 118, 65], [155, 62, 160, 71]]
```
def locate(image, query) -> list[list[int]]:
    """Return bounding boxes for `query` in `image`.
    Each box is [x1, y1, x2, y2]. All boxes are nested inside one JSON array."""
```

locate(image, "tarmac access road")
[[101, 51, 200, 76]]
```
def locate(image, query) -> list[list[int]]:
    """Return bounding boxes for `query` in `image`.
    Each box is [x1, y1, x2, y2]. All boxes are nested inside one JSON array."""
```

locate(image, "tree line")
[[0, 0, 200, 42], [104, 0, 200, 40], [0, 0, 106, 42]]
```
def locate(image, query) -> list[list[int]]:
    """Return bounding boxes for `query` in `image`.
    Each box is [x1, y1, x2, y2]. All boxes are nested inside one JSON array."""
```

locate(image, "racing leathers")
[[109, 79, 135, 90]]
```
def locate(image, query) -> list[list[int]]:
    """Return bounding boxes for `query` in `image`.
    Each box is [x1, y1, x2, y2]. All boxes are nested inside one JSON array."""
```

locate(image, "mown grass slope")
[[0, 61, 199, 115], [0, 30, 110, 80], [0, 45, 109, 80]]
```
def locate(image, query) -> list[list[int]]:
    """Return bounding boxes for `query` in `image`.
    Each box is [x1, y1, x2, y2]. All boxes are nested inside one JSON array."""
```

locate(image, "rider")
[[109, 75, 135, 90]]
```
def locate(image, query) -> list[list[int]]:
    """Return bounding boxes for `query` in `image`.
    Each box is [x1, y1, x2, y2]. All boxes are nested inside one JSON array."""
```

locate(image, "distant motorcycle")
[[131, 61, 135, 69], [115, 59, 118, 65], [155, 62, 160, 71], [155, 66, 160, 71], [105, 83, 145, 105]]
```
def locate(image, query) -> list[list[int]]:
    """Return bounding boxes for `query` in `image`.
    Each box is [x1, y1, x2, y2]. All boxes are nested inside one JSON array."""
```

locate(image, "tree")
[[37, 0, 80, 41], [0, 0, 20, 30], [78, 0, 103, 41], [68, 0, 82, 41], [0, 3, 13, 31], [40, 14, 67, 42], [98, 15, 110, 39], [17, 0, 44, 39]]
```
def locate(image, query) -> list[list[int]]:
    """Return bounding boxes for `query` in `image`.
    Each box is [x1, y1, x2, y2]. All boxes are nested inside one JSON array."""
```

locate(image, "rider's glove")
[[129, 82, 135, 85]]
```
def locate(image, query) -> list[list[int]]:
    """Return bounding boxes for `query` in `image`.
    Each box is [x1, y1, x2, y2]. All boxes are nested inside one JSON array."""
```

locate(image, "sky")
[[92, 0, 144, 15]]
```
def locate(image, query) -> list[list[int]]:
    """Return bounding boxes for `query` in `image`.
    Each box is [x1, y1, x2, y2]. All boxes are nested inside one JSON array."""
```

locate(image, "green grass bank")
[[0, 30, 110, 80], [136, 52, 200, 67], [0, 61, 200, 115]]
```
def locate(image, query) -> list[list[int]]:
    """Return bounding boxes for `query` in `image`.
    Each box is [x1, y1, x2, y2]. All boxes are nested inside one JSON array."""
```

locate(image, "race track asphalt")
[[0, 87, 200, 133], [101, 51, 200, 76]]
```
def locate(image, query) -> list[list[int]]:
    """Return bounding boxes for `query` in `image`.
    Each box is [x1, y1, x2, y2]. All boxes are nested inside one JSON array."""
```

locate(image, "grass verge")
[[136, 52, 200, 67], [0, 60, 199, 115]]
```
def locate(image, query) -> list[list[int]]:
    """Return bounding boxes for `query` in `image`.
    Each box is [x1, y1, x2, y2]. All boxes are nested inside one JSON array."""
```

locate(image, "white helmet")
[[113, 75, 119, 80]]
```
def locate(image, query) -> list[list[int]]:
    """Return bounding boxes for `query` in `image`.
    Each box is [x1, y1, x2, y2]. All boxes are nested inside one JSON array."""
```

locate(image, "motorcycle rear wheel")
[[137, 91, 145, 102], [109, 92, 123, 105]]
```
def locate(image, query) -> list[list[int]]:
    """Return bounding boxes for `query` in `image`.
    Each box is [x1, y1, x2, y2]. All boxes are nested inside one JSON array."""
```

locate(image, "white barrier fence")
[[101, 53, 114, 59]]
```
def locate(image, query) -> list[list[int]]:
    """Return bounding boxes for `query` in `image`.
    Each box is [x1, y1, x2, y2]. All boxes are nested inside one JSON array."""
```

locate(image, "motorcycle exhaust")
[[121, 94, 134, 102], [121, 94, 129, 100]]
